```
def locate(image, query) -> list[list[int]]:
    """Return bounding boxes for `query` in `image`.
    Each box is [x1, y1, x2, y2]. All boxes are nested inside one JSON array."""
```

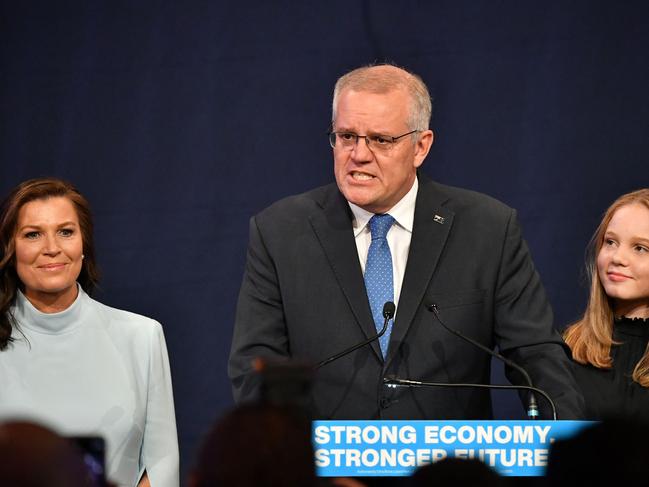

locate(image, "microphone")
[[426, 303, 556, 420], [382, 376, 555, 419], [316, 301, 395, 369]]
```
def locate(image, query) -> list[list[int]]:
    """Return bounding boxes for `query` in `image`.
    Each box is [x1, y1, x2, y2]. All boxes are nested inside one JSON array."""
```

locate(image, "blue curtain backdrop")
[[2, 0, 648, 479]]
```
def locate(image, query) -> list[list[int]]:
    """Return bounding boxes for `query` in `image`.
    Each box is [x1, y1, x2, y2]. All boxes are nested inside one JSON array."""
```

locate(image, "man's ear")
[[413, 130, 434, 168]]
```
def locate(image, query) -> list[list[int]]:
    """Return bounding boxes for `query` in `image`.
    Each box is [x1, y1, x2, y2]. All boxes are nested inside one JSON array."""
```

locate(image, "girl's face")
[[597, 203, 649, 318]]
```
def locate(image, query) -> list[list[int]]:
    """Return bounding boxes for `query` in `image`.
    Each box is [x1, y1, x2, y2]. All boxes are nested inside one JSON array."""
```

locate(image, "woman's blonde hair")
[[564, 188, 649, 386]]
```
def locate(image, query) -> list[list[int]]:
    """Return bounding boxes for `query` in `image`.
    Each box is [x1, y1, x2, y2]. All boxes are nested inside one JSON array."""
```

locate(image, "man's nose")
[[350, 136, 373, 162]]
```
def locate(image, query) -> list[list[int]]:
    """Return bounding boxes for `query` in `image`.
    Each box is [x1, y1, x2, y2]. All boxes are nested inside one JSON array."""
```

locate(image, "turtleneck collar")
[[614, 315, 649, 339], [13, 285, 87, 335]]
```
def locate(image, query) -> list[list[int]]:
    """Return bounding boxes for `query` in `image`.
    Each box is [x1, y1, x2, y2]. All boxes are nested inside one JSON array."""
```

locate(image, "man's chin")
[[343, 191, 371, 207], [346, 196, 387, 214]]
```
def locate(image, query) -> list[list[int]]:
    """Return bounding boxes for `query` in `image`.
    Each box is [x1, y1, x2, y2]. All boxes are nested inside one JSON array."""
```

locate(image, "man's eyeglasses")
[[328, 130, 420, 153]]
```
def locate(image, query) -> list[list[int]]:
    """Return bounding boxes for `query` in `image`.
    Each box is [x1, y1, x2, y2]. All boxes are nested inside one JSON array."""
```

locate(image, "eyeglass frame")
[[328, 130, 421, 152]]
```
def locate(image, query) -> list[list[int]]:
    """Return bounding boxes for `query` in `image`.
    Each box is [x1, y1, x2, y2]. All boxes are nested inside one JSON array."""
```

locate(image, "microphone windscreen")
[[382, 301, 396, 319]]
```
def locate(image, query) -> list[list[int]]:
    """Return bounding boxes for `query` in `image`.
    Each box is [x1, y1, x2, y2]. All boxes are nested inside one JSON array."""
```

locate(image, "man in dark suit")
[[229, 64, 584, 419]]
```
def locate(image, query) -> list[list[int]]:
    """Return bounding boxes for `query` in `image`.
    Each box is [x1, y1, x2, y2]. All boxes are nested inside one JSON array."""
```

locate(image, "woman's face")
[[14, 196, 83, 311], [597, 203, 649, 318]]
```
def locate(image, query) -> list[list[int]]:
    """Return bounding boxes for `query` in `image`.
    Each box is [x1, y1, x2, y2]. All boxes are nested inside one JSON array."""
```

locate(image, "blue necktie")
[[364, 214, 395, 358]]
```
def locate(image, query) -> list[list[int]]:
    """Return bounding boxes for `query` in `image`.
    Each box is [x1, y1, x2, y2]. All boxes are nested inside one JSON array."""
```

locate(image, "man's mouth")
[[351, 171, 375, 181]]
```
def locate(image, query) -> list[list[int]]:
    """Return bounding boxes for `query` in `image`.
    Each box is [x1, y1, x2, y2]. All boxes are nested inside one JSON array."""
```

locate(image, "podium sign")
[[313, 420, 594, 477]]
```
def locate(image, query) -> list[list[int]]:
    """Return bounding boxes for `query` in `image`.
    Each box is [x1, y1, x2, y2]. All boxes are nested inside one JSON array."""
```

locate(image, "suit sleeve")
[[229, 215, 289, 403], [494, 209, 585, 419]]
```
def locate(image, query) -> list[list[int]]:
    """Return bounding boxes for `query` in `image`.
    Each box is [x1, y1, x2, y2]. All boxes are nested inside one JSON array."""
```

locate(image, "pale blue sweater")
[[0, 286, 179, 487]]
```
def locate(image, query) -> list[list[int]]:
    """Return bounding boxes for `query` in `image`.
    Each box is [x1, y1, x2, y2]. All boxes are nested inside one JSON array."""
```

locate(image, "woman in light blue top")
[[0, 178, 179, 487]]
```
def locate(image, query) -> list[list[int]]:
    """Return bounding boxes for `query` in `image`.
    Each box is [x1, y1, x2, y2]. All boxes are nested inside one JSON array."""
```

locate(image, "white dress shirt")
[[348, 177, 418, 318]]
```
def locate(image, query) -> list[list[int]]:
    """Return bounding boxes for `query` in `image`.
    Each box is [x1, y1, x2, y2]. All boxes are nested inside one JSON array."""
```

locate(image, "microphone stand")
[[382, 376, 557, 420], [424, 303, 557, 420], [316, 302, 396, 369]]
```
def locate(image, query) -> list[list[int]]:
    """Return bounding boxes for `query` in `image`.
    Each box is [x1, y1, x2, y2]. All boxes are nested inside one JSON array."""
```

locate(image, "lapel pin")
[[433, 214, 445, 224]]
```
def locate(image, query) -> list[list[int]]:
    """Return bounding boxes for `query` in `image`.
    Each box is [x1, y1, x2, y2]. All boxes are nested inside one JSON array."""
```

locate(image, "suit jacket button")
[[380, 397, 391, 409]]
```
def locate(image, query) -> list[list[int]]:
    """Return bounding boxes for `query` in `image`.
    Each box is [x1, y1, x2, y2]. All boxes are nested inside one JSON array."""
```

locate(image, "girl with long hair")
[[564, 188, 649, 419]]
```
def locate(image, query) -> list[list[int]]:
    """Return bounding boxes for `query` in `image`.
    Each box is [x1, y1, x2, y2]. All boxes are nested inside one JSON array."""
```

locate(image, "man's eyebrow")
[[334, 128, 394, 135]]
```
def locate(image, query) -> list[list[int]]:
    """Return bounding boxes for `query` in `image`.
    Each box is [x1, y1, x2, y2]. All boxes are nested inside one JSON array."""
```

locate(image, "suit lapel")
[[308, 186, 383, 361], [385, 175, 455, 368]]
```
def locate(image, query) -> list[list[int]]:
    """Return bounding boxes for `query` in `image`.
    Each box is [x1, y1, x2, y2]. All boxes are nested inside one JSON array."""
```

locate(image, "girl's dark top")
[[572, 316, 649, 420]]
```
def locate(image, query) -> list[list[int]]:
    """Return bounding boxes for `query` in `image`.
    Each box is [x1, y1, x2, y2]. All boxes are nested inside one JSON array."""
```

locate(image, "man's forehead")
[[334, 89, 410, 127], [335, 88, 410, 113]]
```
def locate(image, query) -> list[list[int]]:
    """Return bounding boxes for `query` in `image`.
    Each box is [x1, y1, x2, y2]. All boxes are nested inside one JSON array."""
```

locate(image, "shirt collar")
[[348, 177, 418, 236]]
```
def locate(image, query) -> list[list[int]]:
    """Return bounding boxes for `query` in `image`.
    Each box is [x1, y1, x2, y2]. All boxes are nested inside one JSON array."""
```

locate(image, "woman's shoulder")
[[82, 293, 163, 338]]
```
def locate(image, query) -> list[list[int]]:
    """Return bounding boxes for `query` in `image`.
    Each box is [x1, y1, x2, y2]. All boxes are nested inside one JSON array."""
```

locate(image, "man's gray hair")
[[332, 64, 433, 131]]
